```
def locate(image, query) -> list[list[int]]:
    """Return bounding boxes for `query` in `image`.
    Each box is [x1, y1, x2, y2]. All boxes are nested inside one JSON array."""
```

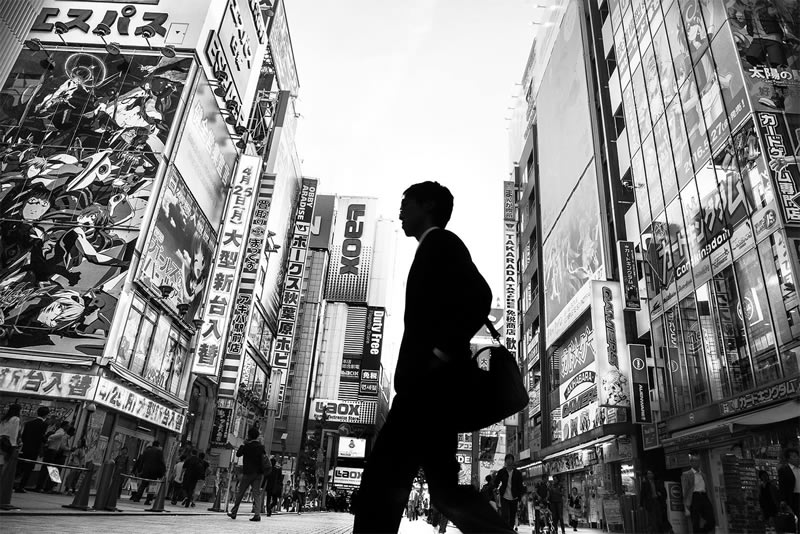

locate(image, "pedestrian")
[[758, 469, 780, 530], [181, 449, 205, 508], [681, 452, 715, 533], [353, 182, 513, 533], [548, 476, 566, 534], [15, 406, 49, 492], [35, 420, 70, 493], [227, 426, 268, 522], [296, 472, 307, 514], [114, 446, 130, 498], [640, 469, 669, 534], [481, 474, 498, 511], [131, 440, 166, 505], [169, 456, 185, 505], [266, 457, 282, 516], [64, 438, 87, 495], [567, 487, 583, 531], [0, 404, 21, 467], [778, 447, 800, 519], [495, 453, 524, 529]]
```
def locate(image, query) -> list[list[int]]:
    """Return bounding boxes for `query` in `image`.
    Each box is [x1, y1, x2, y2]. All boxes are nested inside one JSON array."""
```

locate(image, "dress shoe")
[[227, 512, 237, 520], [250, 517, 261, 522]]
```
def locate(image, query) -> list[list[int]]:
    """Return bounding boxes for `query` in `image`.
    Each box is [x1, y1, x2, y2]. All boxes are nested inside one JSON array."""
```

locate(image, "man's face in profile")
[[399, 195, 428, 237]]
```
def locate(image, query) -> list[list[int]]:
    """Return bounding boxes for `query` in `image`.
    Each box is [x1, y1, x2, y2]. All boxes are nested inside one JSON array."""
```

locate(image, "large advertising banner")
[[309, 398, 376, 425], [325, 197, 377, 303], [268, 0, 300, 97], [758, 112, 800, 225], [504, 220, 519, 360], [543, 167, 605, 345], [359, 306, 384, 397], [94, 376, 184, 432], [192, 155, 261, 378], [725, 0, 800, 114], [173, 71, 236, 230], [138, 166, 215, 321], [271, 179, 317, 371], [0, 51, 190, 355], [0, 366, 98, 400], [590, 281, 632, 409], [554, 315, 600, 442], [309, 195, 335, 250]]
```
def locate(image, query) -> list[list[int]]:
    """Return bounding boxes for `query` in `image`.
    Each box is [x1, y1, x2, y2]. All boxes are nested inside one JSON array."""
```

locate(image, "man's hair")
[[37, 406, 50, 417], [248, 426, 260, 440], [485, 475, 492, 482], [784, 447, 800, 460], [505, 453, 515, 462], [403, 181, 454, 228]]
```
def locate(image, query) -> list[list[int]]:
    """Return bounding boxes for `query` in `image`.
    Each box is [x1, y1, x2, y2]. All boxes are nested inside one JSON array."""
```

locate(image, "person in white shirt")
[[170, 458, 185, 505], [0, 404, 21, 466], [681, 453, 715, 533], [778, 448, 800, 518]]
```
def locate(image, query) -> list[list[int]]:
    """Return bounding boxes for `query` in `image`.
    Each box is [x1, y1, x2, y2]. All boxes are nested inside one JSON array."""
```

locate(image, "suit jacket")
[[778, 463, 797, 505], [19, 417, 47, 456], [681, 469, 709, 509], [495, 467, 524, 501], [135, 445, 166, 479], [641, 479, 666, 503], [394, 229, 491, 396]]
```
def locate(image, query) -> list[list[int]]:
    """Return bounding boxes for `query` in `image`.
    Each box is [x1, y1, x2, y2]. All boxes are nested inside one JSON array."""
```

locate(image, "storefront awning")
[[670, 400, 800, 440]]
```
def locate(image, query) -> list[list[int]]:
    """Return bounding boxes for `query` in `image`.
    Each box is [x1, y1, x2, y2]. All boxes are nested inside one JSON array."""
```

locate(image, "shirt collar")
[[418, 226, 440, 247]]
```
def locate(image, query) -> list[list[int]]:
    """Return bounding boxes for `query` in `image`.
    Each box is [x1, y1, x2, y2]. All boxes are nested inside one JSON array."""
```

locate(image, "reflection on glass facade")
[[611, 0, 800, 419]]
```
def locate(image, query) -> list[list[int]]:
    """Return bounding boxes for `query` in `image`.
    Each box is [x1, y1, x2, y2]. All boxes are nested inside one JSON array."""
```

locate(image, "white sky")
[[286, 0, 540, 374]]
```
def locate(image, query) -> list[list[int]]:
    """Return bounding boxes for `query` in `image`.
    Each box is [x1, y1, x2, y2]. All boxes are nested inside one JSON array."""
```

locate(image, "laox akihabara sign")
[[310, 398, 375, 425], [325, 197, 377, 303]]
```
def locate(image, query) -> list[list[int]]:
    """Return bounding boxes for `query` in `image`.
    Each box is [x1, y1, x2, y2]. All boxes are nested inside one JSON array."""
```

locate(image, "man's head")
[[504, 453, 514, 468], [400, 181, 453, 238], [485, 475, 492, 483], [689, 452, 701, 470], [37, 406, 50, 418], [785, 447, 800, 467], [248, 426, 260, 441]]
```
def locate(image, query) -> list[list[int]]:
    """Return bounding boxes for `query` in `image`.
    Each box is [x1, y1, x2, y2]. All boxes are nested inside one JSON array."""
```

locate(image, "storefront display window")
[[651, 315, 672, 415], [733, 249, 781, 385], [710, 266, 754, 395], [623, 82, 641, 154], [758, 234, 800, 363], [693, 51, 730, 154], [663, 306, 693, 414], [131, 308, 157, 376], [654, 116, 679, 204], [680, 75, 712, 168], [732, 120, 774, 210], [633, 150, 652, 228], [709, 24, 750, 133], [144, 315, 171, 389], [678, 293, 711, 407], [696, 283, 731, 401], [117, 297, 144, 369], [633, 65, 653, 137], [652, 22, 678, 106], [644, 134, 665, 217], [666, 197, 693, 298], [623, 4, 640, 74], [663, 0, 692, 89], [680, 179, 713, 287], [666, 97, 695, 188], [643, 46, 665, 122]]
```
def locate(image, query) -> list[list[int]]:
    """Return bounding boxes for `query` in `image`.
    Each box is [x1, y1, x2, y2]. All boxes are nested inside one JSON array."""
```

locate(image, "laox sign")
[[314, 400, 360, 417], [340, 204, 365, 275]]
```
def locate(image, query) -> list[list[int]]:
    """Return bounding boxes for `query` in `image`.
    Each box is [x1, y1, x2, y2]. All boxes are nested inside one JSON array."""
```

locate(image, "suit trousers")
[[353, 394, 515, 534], [500, 498, 518, 529], [230, 474, 263, 518], [689, 492, 715, 533]]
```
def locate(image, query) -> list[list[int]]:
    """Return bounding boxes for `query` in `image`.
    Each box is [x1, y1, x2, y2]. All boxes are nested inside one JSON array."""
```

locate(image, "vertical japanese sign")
[[504, 231, 518, 361], [617, 241, 640, 310], [359, 307, 385, 396], [217, 172, 276, 397], [590, 281, 632, 408], [628, 344, 652, 423], [271, 179, 318, 370], [757, 112, 800, 226], [192, 155, 261, 378], [504, 181, 516, 221]]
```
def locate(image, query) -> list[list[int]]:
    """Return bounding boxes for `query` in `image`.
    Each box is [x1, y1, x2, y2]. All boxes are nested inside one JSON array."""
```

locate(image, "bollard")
[[62, 461, 95, 511], [92, 461, 116, 511], [104, 466, 123, 512], [208, 481, 223, 512], [145, 479, 167, 513], [0, 449, 20, 511]]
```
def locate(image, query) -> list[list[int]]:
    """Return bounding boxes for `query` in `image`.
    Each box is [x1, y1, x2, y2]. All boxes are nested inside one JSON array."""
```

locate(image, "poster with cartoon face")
[[0, 50, 191, 354]]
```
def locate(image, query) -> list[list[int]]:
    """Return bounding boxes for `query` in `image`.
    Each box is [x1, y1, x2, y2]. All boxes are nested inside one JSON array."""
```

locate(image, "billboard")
[[0, 50, 190, 356], [617, 241, 640, 311], [757, 112, 800, 225], [591, 281, 632, 408], [359, 307, 384, 397], [333, 466, 363, 487], [0, 366, 98, 400], [271, 178, 317, 371], [268, 0, 300, 96], [337, 437, 366, 459], [173, 71, 236, 229], [192, 155, 261, 378], [504, 181, 515, 221], [325, 197, 377, 303], [309, 195, 335, 250], [554, 315, 599, 442], [543, 167, 605, 344], [309, 398, 376, 425], [504, 220, 519, 360], [138, 166, 215, 322], [94, 376, 184, 432], [629, 344, 652, 423]]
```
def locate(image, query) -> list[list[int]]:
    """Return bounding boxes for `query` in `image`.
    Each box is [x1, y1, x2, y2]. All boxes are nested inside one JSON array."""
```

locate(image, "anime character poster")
[[0, 50, 190, 354], [138, 166, 215, 321], [726, 0, 800, 113]]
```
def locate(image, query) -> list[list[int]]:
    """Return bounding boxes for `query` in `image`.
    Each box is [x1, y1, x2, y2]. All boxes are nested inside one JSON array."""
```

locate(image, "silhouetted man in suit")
[[15, 405, 49, 492], [353, 181, 513, 534], [778, 447, 800, 518]]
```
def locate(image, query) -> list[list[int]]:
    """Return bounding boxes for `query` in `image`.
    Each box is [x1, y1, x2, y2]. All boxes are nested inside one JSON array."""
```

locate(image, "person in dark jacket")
[[353, 182, 513, 534], [481, 474, 497, 508], [640, 469, 668, 534], [778, 447, 800, 518], [181, 449, 206, 507], [266, 457, 283, 516], [758, 470, 780, 527], [228, 427, 268, 522], [131, 441, 166, 505], [495, 454, 524, 529], [14, 405, 49, 492], [548, 476, 566, 534]]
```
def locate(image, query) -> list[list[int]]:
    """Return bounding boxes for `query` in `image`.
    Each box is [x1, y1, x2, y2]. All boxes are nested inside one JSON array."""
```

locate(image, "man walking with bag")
[[353, 181, 514, 534], [495, 453, 524, 529], [228, 426, 268, 522]]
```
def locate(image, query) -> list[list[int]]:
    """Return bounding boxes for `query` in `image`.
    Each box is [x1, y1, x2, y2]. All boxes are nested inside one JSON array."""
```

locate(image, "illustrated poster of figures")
[[726, 0, 800, 113], [138, 166, 215, 321], [543, 167, 604, 341], [0, 50, 191, 354]]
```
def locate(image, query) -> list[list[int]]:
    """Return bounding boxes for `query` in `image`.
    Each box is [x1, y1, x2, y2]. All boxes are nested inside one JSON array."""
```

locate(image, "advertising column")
[[504, 181, 519, 361], [359, 307, 385, 396]]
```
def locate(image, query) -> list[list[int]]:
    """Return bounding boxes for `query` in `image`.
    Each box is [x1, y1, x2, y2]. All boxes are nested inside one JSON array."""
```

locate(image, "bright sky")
[[287, 0, 540, 375]]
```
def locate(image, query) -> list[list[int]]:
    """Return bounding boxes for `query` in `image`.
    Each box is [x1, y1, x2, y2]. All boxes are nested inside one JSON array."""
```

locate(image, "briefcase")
[[450, 320, 529, 432]]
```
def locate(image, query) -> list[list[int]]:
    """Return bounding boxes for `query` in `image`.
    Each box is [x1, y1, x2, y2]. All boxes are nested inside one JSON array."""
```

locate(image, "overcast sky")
[[286, 0, 539, 373]]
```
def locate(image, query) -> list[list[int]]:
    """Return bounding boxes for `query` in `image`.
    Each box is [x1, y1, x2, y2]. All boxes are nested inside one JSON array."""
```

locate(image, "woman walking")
[[0, 404, 21, 467]]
